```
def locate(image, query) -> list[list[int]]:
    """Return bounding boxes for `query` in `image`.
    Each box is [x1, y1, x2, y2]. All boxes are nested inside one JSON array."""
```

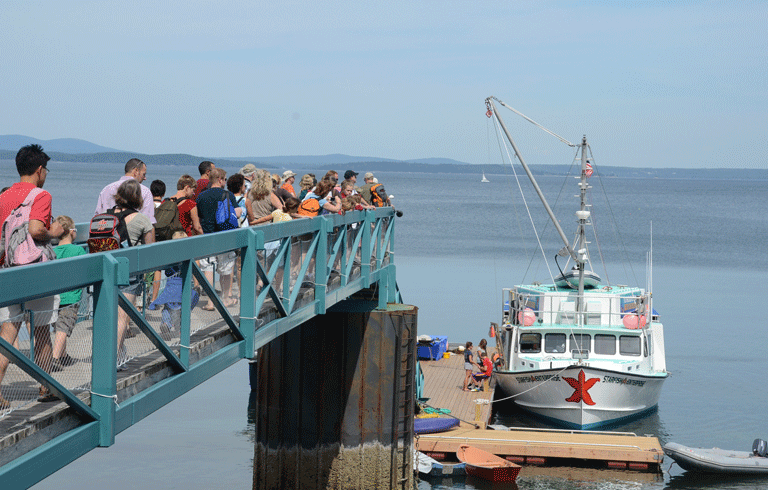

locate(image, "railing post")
[[361, 210, 374, 286], [315, 217, 330, 314], [239, 229, 258, 359], [91, 254, 128, 447], [179, 258, 192, 367]]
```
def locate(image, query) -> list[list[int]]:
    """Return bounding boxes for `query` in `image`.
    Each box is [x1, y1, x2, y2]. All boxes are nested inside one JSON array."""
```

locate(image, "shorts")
[[473, 374, 490, 382], [0, 295, 58, 326], [54, 303, 79, 336], [199, 251, 236, 275], [120, 274, 145, 297], [464, 362, 473, 371]]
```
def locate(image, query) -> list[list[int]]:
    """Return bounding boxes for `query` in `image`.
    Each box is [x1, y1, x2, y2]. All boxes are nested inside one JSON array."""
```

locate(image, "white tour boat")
[[486, 97, 668, 430]]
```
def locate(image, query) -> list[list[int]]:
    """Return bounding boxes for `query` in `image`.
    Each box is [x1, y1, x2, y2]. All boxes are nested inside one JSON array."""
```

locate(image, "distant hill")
[[0, 135, 124, 154], [223, 154, 471, 166], [1, 135, 764, 181]]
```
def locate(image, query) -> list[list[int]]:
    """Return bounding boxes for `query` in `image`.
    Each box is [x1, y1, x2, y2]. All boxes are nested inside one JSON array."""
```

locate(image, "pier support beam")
[[252, 301, 417, 490]]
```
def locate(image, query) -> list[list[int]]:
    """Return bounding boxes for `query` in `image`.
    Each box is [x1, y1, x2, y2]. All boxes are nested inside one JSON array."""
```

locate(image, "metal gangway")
[[0, 208, 399, 487]]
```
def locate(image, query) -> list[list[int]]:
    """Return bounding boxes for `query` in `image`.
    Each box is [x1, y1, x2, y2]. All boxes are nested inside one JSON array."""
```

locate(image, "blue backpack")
[[215, 191, 239, 231]]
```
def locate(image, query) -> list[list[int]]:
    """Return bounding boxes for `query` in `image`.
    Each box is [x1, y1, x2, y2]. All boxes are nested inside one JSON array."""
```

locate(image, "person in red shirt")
[[0, 144, 65, 408], [193, 161, 216, 201], [469, 350, 494, 392]]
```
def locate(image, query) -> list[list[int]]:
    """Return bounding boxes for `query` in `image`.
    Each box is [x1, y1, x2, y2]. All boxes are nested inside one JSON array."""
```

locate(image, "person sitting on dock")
[[470, 350, 493, 392], [477, 338, 487, 357]]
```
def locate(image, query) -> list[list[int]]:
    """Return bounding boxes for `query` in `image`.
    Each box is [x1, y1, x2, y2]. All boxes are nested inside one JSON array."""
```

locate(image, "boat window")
[[619, 335, 641, 356], [646, 333, 652, 356], [643, 335, 649, 357], [594, 334, 616, 355], [569, 334, 591, 353], [544, 333, 566, 353], [519, 333, 541, 353]]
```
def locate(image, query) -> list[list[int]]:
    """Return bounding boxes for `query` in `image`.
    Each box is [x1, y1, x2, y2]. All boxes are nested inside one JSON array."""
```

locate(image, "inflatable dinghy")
[[664, 441, 768, 474], [414, 417, 459, 434], [554, 267, 601, 289]]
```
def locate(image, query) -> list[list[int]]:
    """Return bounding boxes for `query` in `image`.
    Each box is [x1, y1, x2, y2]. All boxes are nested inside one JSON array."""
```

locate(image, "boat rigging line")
[[487, 96, 576, 148], [488, 104, 558, 286]]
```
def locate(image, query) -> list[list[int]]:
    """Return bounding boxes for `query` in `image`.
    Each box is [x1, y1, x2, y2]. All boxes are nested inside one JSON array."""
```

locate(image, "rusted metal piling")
[[252, 300, 417, 489]]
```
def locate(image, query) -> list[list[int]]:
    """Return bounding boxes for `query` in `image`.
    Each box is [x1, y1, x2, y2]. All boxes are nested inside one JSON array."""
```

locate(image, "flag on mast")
[[585, 159, 593, 178]]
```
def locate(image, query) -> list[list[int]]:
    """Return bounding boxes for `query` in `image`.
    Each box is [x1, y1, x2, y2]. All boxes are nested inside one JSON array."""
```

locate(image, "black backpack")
[[154, 197, 184, 241], [87, 207, 134, 253]]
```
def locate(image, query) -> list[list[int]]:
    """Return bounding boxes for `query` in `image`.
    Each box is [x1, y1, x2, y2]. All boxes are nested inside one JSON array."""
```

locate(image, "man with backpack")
[[195, 168, 241, 309], [359, 172, 391, 207], [94, 158, 156, 224], [0, 144, 65, 407]]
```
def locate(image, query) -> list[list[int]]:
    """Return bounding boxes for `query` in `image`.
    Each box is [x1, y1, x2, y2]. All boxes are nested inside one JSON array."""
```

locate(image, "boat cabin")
[[499, 285, 666, 373]]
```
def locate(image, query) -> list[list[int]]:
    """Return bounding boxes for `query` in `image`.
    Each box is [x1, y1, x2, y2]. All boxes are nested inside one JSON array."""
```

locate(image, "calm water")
[[3, 160, 765, 489]]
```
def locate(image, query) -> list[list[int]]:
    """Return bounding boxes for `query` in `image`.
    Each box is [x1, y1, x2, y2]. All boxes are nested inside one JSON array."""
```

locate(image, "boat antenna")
[[486, 97, 578, 264]]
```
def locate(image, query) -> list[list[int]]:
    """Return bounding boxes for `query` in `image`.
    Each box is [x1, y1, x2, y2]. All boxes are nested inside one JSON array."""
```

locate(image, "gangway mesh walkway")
[[0, 208, 399, 488]]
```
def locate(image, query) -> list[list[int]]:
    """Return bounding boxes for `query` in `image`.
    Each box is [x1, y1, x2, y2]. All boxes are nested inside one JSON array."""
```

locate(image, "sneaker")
[[58, 354, 78, 367], [470, 387, 479, 392], [37, 386, 58, 403]]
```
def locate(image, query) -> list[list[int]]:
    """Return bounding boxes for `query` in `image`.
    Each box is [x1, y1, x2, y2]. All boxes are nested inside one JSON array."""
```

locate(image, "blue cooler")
[[417, 336, 448, 360]]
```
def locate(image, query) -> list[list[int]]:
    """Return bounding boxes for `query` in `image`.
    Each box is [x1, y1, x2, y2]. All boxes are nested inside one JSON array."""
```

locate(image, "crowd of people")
[[0, 144, 396, 408]]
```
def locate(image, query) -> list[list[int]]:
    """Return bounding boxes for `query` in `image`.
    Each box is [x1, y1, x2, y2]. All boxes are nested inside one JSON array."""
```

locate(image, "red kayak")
[[456, 444, 521, 483]]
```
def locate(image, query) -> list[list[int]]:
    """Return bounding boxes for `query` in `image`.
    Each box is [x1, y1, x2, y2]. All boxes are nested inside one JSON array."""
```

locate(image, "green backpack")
[[154, 197, 184, 241]]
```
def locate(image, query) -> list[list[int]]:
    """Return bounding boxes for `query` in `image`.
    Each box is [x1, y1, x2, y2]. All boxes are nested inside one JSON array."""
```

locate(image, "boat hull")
[[457, 444, 520, 483], [664, 442, 768, 474], [495, 365, 667, 430]]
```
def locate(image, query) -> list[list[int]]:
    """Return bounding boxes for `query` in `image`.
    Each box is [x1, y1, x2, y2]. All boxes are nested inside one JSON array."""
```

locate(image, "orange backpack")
[[370, 184, 387, 207], [297, 198, 321, 217]]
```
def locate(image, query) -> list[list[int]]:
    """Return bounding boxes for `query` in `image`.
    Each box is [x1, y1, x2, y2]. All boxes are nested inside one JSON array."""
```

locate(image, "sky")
[[1, 1, 766, 169]]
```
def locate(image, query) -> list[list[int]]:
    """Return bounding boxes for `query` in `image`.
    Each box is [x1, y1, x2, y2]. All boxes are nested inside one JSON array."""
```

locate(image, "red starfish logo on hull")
[[563, 369, 600, 405]]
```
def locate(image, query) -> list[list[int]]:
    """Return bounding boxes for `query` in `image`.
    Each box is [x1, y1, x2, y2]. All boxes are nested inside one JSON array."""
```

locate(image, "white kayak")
[[664, 442, 768, 474]]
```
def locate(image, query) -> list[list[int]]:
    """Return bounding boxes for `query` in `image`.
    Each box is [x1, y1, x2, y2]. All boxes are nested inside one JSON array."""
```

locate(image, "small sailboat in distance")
[[481, 170, 490, 183]]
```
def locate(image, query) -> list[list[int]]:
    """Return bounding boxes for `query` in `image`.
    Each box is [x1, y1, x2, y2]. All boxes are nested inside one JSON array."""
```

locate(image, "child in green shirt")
[[51, 216, 86, 370]]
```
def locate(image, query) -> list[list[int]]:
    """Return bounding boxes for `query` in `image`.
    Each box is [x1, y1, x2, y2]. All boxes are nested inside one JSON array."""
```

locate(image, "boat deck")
[[416, 348, 664, 470]]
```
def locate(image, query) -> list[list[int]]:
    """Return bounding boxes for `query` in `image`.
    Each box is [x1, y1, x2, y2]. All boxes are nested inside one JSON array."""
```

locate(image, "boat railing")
[[502, 288, 653, 329], [0, 209, 398, 425]]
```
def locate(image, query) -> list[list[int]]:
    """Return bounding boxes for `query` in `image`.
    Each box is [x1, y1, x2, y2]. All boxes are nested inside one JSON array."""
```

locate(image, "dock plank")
[[418, 351, 492, 427]]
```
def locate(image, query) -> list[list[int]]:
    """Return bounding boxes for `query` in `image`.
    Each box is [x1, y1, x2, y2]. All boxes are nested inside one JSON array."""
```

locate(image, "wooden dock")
[[415, 349, 664, 470]]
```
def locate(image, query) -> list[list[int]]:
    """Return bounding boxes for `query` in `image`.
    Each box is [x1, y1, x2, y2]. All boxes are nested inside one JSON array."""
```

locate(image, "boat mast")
[[576, 137, 590, 323], [487, 98, 578, 264]]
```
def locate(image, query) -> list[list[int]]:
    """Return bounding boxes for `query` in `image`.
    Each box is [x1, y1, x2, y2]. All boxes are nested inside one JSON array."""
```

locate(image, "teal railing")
[[0, 208, 398, 487]]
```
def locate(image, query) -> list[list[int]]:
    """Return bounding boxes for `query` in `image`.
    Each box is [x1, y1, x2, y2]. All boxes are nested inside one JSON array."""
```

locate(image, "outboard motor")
[[752, 438, 767, 457]]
